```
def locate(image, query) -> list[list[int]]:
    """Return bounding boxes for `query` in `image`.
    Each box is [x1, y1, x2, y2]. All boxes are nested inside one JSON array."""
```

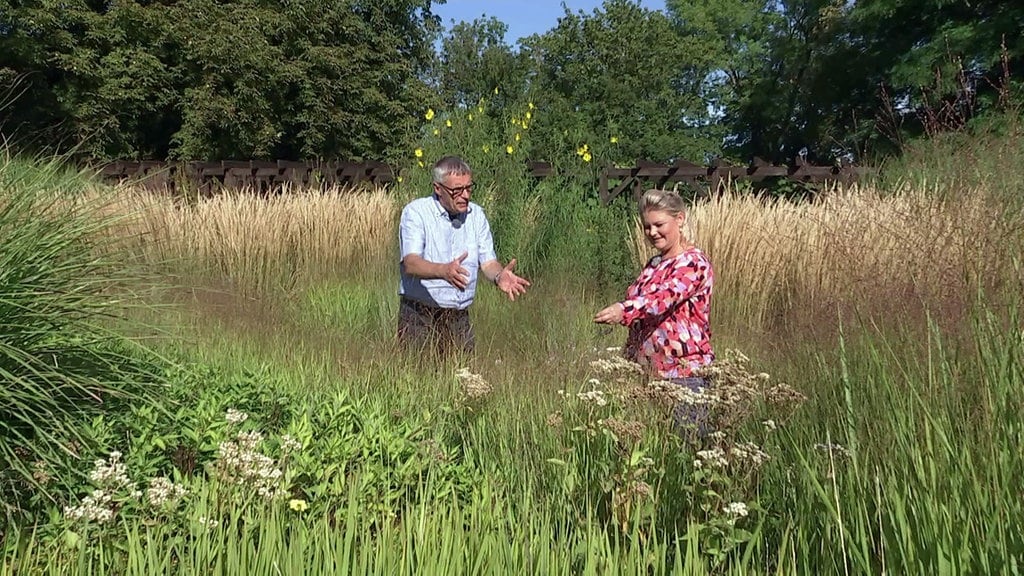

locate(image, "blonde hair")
[[638, 188, 687, 217]]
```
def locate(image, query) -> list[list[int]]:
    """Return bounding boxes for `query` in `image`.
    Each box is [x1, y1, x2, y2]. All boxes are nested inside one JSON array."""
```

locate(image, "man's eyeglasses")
[[437, 181, 474, 198]]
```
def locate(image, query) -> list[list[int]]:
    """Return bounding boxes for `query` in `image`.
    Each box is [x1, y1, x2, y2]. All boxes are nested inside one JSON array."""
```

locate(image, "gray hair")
[[638, 188, 687, 217], [432, 156, 473, 184]]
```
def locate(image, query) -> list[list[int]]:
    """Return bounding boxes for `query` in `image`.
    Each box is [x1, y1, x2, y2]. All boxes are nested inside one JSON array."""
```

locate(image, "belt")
[[400, 296, 464, 315]]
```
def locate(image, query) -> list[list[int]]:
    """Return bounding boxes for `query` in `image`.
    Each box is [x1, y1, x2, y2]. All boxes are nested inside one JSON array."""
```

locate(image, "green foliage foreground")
[[0, 155, 167, 517], [1, 152, 1023, 574]]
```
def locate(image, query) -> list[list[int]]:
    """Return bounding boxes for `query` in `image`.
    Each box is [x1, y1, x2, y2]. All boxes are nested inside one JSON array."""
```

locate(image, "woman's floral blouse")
[[620, 247, 714, 378]]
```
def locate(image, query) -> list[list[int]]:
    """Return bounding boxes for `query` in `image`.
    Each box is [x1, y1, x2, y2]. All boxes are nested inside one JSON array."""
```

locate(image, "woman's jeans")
[[669, 376, 712, 439]]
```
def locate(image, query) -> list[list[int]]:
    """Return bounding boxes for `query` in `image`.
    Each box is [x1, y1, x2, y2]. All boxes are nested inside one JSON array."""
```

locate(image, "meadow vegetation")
[[2, 112, 1024, 574]]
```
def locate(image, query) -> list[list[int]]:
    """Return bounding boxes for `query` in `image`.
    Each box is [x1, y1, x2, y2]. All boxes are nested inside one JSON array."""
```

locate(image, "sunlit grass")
[[4, 152, 1024, 573]]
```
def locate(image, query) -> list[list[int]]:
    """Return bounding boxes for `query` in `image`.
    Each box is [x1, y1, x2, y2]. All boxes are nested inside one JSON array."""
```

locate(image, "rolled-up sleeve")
[[399, 205, 425, 261]]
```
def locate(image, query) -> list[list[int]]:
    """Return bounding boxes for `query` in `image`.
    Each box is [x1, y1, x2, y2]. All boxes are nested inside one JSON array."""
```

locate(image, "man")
[[397, 155, 531, 355]]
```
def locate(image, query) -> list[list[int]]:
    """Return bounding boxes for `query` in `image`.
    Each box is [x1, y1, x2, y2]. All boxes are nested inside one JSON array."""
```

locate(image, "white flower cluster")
[[225, 408, 249, 425], [280, 434, 302, 454], [88, 451, 137, 493], [694, 447, 728, 469], [577, 389, 608, 406], [729, 442, 771, 467], [146, 477, 188, 508], [64, 489, 115, 524], [725, 501, 749, 519], [214, 430, 286, 500], [694, 442, 770, 470], [65, 451, 142, 524], [589, 356, 644, 375], [455, 367, 492, 400], [652, 380, 718, 406]]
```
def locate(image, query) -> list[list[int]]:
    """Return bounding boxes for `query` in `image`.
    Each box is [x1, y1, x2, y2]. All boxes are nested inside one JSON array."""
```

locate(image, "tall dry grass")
[[631, 183, 1024, 337], [106, 186, 399, 293], [98, 179, 1023, 339]]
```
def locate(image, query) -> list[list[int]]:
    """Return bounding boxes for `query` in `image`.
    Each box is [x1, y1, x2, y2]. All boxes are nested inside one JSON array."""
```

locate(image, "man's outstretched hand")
[[445, 252, 470, 290], [496, 258, 531, 301]]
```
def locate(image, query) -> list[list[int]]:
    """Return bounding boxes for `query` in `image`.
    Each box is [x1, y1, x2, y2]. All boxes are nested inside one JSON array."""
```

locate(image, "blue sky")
[[433, 0, 666, 46]]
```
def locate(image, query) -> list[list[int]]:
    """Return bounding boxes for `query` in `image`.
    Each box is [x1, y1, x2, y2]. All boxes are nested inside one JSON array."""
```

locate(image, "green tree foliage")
[[669, 0, 1023, 163], [669, 0, 863, 163], [433, 17, 528, 111], [0, 0, 440, 161], [846, 0, 1023, 138], [520, 0, 722, 166]]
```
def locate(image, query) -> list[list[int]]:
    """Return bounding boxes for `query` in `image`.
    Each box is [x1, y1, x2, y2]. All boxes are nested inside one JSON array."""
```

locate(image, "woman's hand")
[[594, 303, 625, 325]]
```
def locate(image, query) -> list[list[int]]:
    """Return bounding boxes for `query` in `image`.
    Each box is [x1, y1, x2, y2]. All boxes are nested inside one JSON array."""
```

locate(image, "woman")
[[594, 188, 714, 430]]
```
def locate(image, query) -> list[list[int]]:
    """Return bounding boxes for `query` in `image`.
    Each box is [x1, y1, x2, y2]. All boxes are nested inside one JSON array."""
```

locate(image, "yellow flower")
[[433, 128, 439, 136], [417, 160, 424, 167], [468, 113, 474, 121], [493, 86, 499, 94], [582, 152, 592, 162], [414, 148, 423, 158], [288, 499, 308, 512], [610, 136, 619, 144], [576, 144, 590, 157], [482, 144, 490, 153], [397, 176, 403, 183], [425, 108, 435, 121], [445, 119, 452, 128], [525, 111, 532, 120], [515, 133, 521, 142], [528, 102, 535, 110], [478, 105, 484, 114], [511, 116, 520, 126], [506, 145, 514, 154]]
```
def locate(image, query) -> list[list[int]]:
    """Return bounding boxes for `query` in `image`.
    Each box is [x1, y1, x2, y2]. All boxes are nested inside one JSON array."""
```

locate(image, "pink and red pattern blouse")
[[620, 247, 714, 379]]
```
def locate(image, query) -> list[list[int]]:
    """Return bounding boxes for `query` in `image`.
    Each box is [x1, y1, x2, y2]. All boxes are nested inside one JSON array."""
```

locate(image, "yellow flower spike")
[[417, 160, 424, 167], [289, 499, 308, 512], [445, 119, 452, 128], [425, 108, 435, 121], [515, 133, 521, 142], [414, 148, 423, 158], [610, 136, 619, 144], [582, 152, 592, 162], [494, 86, 499, 94], [506, 145, 514, 154]]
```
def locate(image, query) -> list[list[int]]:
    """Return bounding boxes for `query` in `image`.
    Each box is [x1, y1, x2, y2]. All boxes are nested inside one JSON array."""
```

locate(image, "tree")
[[669, 0, 865, 163], [668, 0, 1024, 164], [0, 0, 442, 161], [520, 0, 722, 166], [433, 17, 528, 111]]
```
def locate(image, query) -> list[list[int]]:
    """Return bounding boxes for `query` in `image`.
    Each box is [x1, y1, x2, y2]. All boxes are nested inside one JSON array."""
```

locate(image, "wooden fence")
[[599, 157, 873, 203], [93, 157, 872, 202]]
